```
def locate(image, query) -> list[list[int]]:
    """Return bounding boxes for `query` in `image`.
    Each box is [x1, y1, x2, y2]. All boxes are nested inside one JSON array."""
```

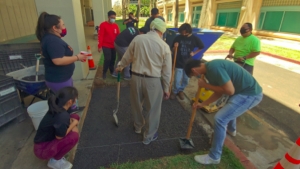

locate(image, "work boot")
[[178, 91, 185, 100], [170, 92, 177, 100]]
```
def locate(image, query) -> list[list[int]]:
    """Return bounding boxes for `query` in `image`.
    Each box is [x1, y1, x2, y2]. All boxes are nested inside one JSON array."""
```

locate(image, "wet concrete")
[[184, 68, 295, 169], [73, 87, 210, 169]]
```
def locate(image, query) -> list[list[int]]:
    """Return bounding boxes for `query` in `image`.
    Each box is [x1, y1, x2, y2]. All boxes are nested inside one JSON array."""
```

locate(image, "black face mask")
[[240, 28, 248, 34]]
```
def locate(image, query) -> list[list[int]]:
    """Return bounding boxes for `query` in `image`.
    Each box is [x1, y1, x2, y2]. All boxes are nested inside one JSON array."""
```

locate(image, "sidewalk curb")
[[206, 50, 300, 65]]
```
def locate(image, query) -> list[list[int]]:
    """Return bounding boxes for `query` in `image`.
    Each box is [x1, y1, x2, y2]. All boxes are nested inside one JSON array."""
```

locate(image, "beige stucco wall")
[[0, 0, 38, 43]]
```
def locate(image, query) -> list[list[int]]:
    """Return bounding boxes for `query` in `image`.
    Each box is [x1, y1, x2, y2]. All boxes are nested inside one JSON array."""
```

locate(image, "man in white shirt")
[[116, 18, 172, 145]]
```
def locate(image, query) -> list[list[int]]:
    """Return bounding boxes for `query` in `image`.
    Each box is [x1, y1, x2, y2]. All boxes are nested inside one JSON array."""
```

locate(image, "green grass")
[[115, 19, 146, 32], [208, 35, 300, 61], [100, 147, 244, 169]]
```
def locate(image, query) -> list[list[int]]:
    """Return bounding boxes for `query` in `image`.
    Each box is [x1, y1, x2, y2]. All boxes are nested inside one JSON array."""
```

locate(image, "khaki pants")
[[130, 75, 163, 142]]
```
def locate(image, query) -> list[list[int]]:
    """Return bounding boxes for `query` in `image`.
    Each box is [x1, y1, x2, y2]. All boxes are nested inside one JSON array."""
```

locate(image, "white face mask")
[[110, 18, 115, 23]]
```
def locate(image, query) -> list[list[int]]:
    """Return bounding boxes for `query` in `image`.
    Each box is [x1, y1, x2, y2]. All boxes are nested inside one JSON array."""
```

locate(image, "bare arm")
[[55, 120, 78, 139], [52, 56, 77, 66], [245, 52, 260, 59], [52, 53, 87, 66], [202, 92, 223, 106], [201, 79, 235, 96]]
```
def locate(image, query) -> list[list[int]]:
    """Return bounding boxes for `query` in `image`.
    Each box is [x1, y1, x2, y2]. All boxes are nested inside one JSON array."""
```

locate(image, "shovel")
[[113, 71, 121, 127], [169, 45, 178, 93], [35, 54, 41, 81], [179, 75, 204, 149]]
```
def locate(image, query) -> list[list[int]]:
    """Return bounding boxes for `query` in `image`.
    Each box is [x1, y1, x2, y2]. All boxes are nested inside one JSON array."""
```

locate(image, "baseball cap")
[[150, 18, 166, 33]]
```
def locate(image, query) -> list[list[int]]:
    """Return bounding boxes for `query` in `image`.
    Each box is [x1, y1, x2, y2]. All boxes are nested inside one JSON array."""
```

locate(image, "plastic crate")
[[0, 104, 24, 127], [0, 92, 20, 116], [0, 75, 16, 99], [0, 43, 43, 75]]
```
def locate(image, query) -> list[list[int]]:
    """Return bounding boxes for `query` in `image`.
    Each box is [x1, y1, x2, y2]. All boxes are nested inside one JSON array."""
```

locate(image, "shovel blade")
[[179, 138, 195, 149], [113, 113, 118, 127]]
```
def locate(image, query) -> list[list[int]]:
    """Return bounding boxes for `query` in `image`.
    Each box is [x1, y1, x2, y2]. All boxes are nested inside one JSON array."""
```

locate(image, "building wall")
[[158, 0, 300, 40], [0, 0, 38, 43]]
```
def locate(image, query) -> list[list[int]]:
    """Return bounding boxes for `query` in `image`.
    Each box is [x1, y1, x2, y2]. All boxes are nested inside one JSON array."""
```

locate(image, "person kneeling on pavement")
[[170, 23, 204, 100], [184, 59, 263, 165], [33, 87, 80, 169]]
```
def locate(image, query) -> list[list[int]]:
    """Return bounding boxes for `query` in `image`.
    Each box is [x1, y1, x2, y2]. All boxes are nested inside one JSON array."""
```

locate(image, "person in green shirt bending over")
[[226, 23, 260, 75]]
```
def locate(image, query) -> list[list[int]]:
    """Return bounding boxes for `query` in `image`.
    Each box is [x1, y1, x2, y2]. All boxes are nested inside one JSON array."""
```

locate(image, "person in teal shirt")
[[226, 23, 261, 75], [184, 59, 263, 165]]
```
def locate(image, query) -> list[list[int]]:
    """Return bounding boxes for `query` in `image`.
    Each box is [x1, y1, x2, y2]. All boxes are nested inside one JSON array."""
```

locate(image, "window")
[[192, 6, 202, 27], [167, 9, 172, 21], [179, 8, 185, 22], [257, 9, 300, 34], [216, 12, 239, 27]]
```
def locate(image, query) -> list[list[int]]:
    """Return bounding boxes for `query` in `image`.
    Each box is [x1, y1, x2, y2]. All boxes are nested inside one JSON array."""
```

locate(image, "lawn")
[[100, 147, 245, 169]]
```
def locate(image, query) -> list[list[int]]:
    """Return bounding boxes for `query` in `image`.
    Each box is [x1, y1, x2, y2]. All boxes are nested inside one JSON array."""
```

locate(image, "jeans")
[[209, 93, 263, 160], [102, 47, 116, 74], [173, 68, 189, 94], [113, 43, 131, 78]]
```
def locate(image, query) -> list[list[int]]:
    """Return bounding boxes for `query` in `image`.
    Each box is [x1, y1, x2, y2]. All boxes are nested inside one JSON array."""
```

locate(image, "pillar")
[[184, 0, 192, 24], [234, 0, 262, 34], [92, 0, 106, 29], [35, 0, 89, 80]]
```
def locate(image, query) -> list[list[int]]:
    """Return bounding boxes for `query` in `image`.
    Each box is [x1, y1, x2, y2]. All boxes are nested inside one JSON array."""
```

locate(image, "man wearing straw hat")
[[116, 18, 172, 145]]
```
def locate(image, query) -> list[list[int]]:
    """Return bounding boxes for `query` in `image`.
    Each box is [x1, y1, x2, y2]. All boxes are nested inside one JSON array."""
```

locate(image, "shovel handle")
[[186, 75, 204, 139], [117, 72, 121, 101], [169, 46, 178, 93], [36, 59, 40, 72]]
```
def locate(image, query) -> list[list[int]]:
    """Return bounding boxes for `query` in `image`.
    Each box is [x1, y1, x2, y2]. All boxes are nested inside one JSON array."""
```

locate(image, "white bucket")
[[27, 101, 49, 130]]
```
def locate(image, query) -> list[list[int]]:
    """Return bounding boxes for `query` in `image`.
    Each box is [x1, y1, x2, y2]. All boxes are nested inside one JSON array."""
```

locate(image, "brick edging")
[[206, 50, 300, 65], [224, 138, 257, 169]]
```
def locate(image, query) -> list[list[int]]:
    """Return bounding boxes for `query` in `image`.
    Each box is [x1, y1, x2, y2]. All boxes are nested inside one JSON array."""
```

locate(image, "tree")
[[113, 0, 122, 16], [141, 6, 150, 17], [122, 0, 129, 19], [135, 0, 141, 27], [174, 0, 179, 27]]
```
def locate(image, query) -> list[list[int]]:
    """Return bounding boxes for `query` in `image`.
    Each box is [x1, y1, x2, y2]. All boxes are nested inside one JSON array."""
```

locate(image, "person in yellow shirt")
[[226, 23, 260, 75]]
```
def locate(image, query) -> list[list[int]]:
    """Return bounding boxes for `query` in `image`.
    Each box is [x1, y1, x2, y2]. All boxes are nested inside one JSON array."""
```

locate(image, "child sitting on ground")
[[170, 23, 204, 100], [33, 86, 80, 169]]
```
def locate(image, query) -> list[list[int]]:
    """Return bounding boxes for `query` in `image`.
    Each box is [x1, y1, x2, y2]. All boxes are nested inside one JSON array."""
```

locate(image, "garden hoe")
[[113, 72, 121, 127], [169, 45, 178, 93], [179, 75, 204, 149]]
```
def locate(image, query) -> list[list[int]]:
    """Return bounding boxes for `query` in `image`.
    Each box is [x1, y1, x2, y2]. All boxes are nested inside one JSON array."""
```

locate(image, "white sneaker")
[[47, 157, 73, 169], [227, 130, 237, 137], [194, 154, 220, 165]]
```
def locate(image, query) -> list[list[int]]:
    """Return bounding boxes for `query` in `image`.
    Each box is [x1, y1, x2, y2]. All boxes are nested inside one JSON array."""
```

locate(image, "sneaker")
[[143, 132, 158, 145], [111, 74, 118, 78], [68, 106, 85, 114], [102, 73, 106, 79], [124, 77, 131, 81], [47, 157, 73, 169], [227, 130, 237, 137], [170, 92, 177, 100], [178, 91, 185, 100], [194, 154, 220, 165]]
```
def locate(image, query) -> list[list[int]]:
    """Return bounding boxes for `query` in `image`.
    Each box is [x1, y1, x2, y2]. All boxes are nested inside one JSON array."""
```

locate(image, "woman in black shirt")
[[34, 87, 80, 169], [35, 12, 87, 113]]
